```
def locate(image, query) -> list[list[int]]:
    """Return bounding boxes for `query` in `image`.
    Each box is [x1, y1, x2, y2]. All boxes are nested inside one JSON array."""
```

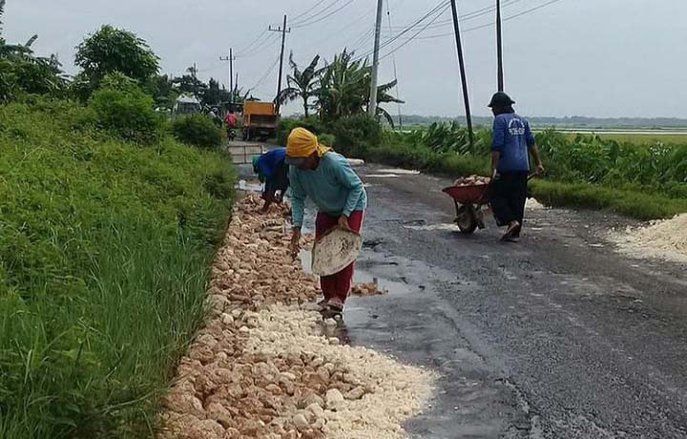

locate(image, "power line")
[[377, 2, 451, 62], [348, 28, 376, 52], [235, 29, 269, 57], [293, 0, 356, 29], [386, 0, 523, 31], [410, 0, 566, 39], [381, 0, 524, 39], [291, 0, 331, 23], [249, 55, 281, 92], [315, 5, 377, 47], [376, 1, 450, 51], [386, 0, 404, 128], [237, 32, 281, 58], [291, 0, 345, 27], [352, 0, 449, 62]]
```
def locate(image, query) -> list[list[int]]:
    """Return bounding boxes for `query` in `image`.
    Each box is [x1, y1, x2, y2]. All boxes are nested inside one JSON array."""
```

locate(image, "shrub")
[[276, 117, 327, 146], [172, 114, 224, 149], [331, 114, 382, 158], [89, 78, 165, 145]]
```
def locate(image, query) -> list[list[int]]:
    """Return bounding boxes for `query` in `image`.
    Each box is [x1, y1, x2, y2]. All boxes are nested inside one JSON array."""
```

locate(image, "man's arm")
[[525, 121, 544, 174], [261, 186, 276, 213], [529, 144, 544, 174], [491, 151, 501, 178]]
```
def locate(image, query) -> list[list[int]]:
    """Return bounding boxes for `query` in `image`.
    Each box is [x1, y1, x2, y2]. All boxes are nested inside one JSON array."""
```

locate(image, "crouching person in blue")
[[252, 147, 290, 213]]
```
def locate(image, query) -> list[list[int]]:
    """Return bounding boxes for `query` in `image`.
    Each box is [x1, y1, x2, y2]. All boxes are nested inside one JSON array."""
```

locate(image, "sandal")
[[501, 221, 521, 242], [320, 299, 344, 318], [320, 305, 344, 320]]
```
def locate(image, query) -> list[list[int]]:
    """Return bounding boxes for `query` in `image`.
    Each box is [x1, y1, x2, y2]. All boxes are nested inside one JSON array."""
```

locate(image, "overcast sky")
[[5, 0, 687, 118]]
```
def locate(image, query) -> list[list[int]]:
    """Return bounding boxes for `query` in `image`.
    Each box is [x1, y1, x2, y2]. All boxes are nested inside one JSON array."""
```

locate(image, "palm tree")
[[276, 53, 323, 118]]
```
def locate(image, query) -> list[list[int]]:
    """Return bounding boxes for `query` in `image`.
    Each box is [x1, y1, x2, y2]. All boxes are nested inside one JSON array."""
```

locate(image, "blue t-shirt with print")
[[491, 113, 536, 172]]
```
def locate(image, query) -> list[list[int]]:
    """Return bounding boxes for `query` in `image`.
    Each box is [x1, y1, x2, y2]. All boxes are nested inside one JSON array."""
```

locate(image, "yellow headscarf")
[[286, 127, 331, 158]]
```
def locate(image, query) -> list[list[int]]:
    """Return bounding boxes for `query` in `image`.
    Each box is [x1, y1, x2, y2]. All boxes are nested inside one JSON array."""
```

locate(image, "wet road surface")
[[344, 165, 687, 438]]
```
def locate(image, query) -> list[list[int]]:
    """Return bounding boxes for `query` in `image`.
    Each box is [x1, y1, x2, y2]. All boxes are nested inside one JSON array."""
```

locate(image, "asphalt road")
[[342, 164, 687, 439]]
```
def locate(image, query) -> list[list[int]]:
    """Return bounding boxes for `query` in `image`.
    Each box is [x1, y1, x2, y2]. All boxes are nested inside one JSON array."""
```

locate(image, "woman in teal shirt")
[[286, 128, 367, 316]]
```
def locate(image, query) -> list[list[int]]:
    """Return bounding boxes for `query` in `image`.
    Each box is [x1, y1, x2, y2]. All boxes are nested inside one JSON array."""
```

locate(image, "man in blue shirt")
[[489, 92, 544, 242], [253, 147, 289, 213]]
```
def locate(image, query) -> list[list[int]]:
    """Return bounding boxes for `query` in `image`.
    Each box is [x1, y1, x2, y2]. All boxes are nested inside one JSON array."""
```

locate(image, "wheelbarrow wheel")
[[456, 205, 478, 234]]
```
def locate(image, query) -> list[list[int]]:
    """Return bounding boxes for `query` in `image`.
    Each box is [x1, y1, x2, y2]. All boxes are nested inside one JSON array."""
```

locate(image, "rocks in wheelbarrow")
[[453, 175, 491, 187]]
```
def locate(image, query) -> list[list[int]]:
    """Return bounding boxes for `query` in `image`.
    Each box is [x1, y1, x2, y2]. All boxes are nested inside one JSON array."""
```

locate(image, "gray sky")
[[5, 0, 687, 118]]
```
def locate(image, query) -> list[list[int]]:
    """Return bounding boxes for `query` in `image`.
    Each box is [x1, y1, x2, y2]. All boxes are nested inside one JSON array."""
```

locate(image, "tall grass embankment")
[[0, 98, 235, 438]]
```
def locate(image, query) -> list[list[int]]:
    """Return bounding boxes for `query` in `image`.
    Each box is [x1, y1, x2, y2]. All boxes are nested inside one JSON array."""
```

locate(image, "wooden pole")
[[449, 0, 475, 151]]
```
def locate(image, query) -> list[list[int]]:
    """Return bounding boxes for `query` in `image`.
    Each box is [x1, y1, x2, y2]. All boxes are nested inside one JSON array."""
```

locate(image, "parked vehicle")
[[242, 101, 278, 141]]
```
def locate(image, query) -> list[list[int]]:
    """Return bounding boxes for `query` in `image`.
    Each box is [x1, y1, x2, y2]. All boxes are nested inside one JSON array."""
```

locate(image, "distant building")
[[173, 94, 201, 116]]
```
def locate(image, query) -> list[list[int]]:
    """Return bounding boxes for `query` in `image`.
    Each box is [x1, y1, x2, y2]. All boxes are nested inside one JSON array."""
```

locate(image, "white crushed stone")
[[246, 305, 436, 439], [158, 194, 437, 439], [526, 198, 546, 210], [610, 214, 687, 264]]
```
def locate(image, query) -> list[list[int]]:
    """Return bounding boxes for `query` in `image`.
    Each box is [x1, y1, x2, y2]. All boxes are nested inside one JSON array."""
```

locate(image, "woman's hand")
[[290, 229, 302, 260], [338, 215, 353, 232]]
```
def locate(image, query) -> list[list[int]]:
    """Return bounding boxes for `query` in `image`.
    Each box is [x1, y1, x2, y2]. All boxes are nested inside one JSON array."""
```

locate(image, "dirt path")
[[157, 195, 433, 439]]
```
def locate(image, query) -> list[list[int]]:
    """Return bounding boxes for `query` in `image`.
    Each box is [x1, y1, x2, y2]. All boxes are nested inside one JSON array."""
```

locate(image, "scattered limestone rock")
[[293, 413, 309, 430], [158, 195, 434, 439]]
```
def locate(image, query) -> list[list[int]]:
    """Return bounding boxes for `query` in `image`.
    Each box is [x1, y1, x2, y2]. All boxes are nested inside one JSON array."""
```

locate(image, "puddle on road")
[[366, 174, 400, 178], [354, 268, 413, 297], [299, 249, 412, 297], [377, 168, 421, 175], [404, 223, 461, 232]]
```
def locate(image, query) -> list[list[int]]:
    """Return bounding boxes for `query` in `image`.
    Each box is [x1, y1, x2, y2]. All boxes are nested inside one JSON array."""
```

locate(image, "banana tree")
[[317, 49, 403, 125], [276, 53, 324, 118], [371, 79, 404, 126]]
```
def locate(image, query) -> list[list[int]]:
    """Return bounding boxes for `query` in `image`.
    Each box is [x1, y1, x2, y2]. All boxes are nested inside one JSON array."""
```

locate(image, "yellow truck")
[[242, 101, 279, 141]]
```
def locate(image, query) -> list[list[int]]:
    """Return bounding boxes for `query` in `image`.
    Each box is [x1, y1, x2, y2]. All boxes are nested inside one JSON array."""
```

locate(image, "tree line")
[[1, 0, 402, 124]]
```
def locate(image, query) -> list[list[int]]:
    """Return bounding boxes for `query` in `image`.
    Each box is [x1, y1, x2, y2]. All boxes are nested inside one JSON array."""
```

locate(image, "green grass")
[[366, 135, 685, 220], [0, 100, 235, 438], [562, 132, 687, 145], [531, 180, 687, 220]]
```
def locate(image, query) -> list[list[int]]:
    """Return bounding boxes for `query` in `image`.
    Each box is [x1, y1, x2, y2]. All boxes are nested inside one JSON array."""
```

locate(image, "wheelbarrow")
[[442, 174, 538, 234], [442, 183, 491, 234]]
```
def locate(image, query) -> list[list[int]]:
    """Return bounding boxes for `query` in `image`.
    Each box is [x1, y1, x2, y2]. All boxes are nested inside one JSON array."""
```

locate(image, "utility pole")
[[220, 49, 236, 105], [368, 0, 385, 117], [496, 0, 504, 91], [269, 15, 290, 114], [449, 0, 475, 152]]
